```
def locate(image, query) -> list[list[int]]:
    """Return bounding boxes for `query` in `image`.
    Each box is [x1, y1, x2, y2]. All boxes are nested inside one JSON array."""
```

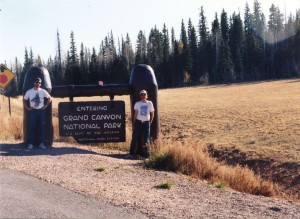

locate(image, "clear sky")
[[0, 0, 299, 67]]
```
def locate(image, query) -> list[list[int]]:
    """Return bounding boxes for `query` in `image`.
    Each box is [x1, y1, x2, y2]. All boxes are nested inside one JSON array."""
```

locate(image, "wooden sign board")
[[59, 101, 126, 143]]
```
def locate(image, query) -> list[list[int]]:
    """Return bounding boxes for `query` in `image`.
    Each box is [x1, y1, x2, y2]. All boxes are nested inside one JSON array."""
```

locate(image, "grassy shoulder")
[[145, 141, 278, 197]]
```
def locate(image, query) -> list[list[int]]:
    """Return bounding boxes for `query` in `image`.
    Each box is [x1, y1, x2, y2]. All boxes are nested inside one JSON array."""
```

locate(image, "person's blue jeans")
[[28, 109, 45, 144], [129, 120, 150, 155]]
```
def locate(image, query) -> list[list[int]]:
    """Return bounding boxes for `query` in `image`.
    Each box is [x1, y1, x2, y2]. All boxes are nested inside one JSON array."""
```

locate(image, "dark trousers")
[[129, 120, 150, 155], [28, 109, 45, 144]]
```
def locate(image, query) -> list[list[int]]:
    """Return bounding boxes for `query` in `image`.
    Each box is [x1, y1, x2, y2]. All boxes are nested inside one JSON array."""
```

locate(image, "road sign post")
[[0, 64, 15, 90], [0, 64, 16, 116]]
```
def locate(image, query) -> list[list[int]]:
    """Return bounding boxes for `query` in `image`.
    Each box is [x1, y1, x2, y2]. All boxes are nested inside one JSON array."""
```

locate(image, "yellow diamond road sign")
[[0, 64, 16, 89]]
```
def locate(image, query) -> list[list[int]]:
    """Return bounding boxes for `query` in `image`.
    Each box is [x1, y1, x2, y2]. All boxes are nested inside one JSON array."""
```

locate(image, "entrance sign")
[[0, 64, 15, 89], [59, 101, 125, 143], [23, 64, 159, 147]]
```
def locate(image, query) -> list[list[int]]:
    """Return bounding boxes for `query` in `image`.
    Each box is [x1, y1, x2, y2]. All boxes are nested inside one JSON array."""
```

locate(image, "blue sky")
[[0, 0, 298, 67]]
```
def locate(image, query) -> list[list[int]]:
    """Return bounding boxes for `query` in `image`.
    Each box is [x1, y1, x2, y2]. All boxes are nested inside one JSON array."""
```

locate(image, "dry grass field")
[[158, 80, 300, 163], [1, 79, 299, 199]]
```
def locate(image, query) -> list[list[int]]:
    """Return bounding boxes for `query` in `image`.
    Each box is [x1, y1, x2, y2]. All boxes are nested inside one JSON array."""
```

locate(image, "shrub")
[[213, 182, 226, 189], [146, 140, 277, 197], [154, 181, 173, 189], [95, 167, 106, 172]]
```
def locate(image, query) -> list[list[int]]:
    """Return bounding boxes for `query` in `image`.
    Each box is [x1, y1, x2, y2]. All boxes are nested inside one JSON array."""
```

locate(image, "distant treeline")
[[5, 1, 300, 96]]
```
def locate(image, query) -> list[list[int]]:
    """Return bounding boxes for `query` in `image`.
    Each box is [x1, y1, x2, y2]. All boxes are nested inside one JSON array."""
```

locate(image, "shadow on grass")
[[200, 78, 300, 89], [284, 79, 300, 83], [0, 143, 100, 157]]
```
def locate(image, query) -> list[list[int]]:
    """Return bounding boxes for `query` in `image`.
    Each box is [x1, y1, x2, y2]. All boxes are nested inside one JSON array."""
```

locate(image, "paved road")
[[0, 168, 149, 218]]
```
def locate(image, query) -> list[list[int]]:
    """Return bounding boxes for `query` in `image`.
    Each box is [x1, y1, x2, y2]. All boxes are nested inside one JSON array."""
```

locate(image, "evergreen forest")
[[4, 1, 300, 96]]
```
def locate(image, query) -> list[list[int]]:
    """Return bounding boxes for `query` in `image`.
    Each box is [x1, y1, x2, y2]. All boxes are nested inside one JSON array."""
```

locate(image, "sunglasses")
[[140, 93, 146, 96]]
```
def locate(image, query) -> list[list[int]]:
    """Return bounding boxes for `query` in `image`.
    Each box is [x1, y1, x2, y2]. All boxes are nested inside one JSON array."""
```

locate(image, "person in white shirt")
[[23, 77, 52, 149], [126, 90, 154, 158]]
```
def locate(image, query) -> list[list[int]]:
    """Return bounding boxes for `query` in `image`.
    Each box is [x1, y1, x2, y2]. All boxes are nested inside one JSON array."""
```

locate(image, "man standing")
[[126, 90, 155, 159], [23, 77, 52, 149]]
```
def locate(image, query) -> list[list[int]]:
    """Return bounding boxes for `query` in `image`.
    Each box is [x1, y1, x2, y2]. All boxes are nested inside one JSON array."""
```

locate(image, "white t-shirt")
[[134, 100, 155, 122], [23, 88, 51, 109]]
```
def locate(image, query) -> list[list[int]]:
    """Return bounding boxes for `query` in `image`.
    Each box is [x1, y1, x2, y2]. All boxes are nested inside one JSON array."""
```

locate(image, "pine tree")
[[45, 56, 55, 85], [89, 47, 99, 83], [219, 10, 233, 83], [180, 19, 192, 85], [147, 27, 162, 83], [147, 27, 162, 68], [210, 13, 221, 83], [66, 31, 82, 84], [135, 30, 147, 64], [99, 40, 107, 81], [188, 18, 198, 83], [14, 57, 22, 94], [268, 4, 285, 78], [253, 0, 265, 37], [109, 31, 117, 62], [160, 23, 171, 87], [294, 10, 300, 77], [64, 51, 71, 83], [169, 28, 178, 87], [218, 39, 233, 83], [117, 37, 131, 83], [244, 2, 256, 80], [268, 4, 284, 43], [229, 12, 245, 81], [171, 27, 176, 53], [252, 0, 266, 79], [173, 40, 183, 86], [161, 24, 170, 64], [221, 9, 229, 43], [53, 30, 63, 85], [80, 43, 90, 84], [69, 31, 78, 64], [29, 48, 34, 64], [123, 33, 135, 72], [18, 47, 33, 94], [198, 6, 209, 83]]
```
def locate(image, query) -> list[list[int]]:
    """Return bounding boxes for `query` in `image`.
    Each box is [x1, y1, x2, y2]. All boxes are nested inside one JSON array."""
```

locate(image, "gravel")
[[1, 142, 299, 218]]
